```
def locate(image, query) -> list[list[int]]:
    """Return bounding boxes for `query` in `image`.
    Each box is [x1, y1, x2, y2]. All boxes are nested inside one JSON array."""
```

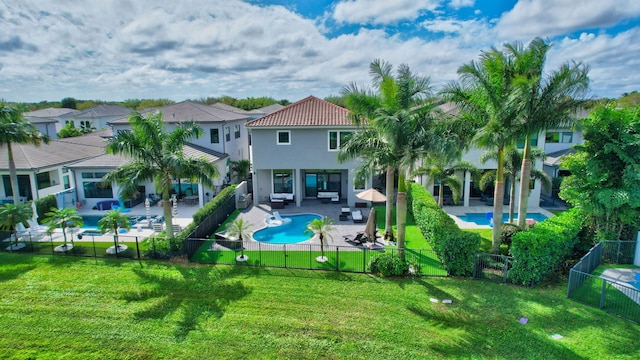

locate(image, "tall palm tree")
[[105, 112, 220, 238], [225, 218, 253, 261], [0, 203, 32, 247], [98, 209, 131, 254], [480, 146, 551, 224], [0, 105, 48, 204], [230, 159, 251, 182], [507, 38, 590, 228], [442, 47, 521, 253], [305, 216, 334, 262], [339, 59, 433, 257], [43, 207, 84, 249], [414, 160, 478, 207]]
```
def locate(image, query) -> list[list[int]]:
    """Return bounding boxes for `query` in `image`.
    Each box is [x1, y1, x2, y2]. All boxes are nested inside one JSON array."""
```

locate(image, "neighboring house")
[[245, 96, 366, 207], [66, 143, 228, 210], [71, 104, 132, 132], [0, 131, 107, 207], [109, 100, 250, 185], [23, 107, 81, 139], [247, 103, 285, 119]]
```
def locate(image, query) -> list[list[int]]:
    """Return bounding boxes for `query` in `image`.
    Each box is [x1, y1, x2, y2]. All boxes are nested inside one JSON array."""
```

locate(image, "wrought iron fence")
[[473, 253, 513, 283], [567, 241, 639, 324], [187, 238, 448, 276]]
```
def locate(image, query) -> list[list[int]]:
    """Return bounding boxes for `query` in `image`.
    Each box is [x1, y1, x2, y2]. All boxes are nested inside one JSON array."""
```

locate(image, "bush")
[[407, 182, 480, 276], [368, 252, 408, 277], [509, 208, 583, 286], [176, 185, 237, 238], [34, 195, 57, 222], [142, 235, 183, 259]]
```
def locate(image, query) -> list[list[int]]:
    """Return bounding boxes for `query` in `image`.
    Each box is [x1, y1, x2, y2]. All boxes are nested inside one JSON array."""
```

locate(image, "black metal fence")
[[184, 195, 236, 239], [188, 238, 448, 276], [567, 241, 639, 324], [473, 253, 513, 283]]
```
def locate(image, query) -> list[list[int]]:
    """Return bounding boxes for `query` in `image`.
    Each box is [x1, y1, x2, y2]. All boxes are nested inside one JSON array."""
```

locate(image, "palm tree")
[[508, 38, 590, 228], [442, 47, 521, 253], [105, 112, 220, 238], [230, 159, 251, 182], [225, 218, 253, 261], [0, 105, 48, 204], [98, 209, 131, 254], [0, 203, 32, 248], [415, 160, 478, 207], [305, 216, 334, 262], [480, 146, 551, 224], [43, 207, 84, 250], [339, 59, 433, 257]]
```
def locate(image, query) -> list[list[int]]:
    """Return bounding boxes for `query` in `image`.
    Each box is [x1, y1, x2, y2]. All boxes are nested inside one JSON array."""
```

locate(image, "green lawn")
[[0, 253, 638, 359]]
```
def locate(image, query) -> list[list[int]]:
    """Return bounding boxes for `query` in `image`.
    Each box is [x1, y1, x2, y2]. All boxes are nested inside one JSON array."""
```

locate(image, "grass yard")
[[0, 253, 638, 359]]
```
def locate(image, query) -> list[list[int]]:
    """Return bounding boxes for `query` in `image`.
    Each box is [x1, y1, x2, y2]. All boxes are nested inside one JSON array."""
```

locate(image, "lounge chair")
[[352, 210, 364, 223], [343, 232, 366, 245], [27, 219, 47, 232], [152, 223, 164, 232], [172, 224, 182, 233], [265, 211, 291, 227]]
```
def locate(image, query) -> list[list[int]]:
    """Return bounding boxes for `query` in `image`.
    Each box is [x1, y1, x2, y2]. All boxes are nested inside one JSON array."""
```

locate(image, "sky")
[[1, 0, 639, 103]]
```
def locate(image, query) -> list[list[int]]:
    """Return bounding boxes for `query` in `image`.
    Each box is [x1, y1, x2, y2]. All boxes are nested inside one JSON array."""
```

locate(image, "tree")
[[305, 216, 334, 262], [0, 104, 49, 204], [415, 160, 478, 207], [339, 59, 434, 257], [230, 159, 251, 182], [508, 37, 590, 228], [105, 112, 220, 238], [61, 97, 77, 109], [43, 207, 84, 250], [0, 203, 32, 247], [98, 209, 131, 254], [560, 104, 640, 240], [57, 122, 83, 138], [442, 47, 520, 253], [480, 146, 550, 224], [225, 218, 254, 261]]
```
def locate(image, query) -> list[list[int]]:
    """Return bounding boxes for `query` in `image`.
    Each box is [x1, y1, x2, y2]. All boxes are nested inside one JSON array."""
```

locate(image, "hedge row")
[[407, 182, 480, 276], [509, 208, 583, 286], [177, 185, 237, 238]]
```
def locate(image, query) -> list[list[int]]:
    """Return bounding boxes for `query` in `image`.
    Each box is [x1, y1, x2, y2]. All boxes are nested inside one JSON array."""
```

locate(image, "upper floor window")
[[545, 131, 573, 143], [225, 127, 230, 142], [328, 131, 353, 151], [210, 128, 220, 144], [277, 131, 290, 145], [516, 132, 539, 149], [234, 125, 241, 139]]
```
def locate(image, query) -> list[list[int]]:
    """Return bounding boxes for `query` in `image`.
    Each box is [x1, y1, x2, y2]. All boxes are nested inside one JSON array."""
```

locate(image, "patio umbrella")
[[364, 207, 377, 244], [31, 201, 39, 223], [356, 188, 387, 203], [145, 198, 151, 220]]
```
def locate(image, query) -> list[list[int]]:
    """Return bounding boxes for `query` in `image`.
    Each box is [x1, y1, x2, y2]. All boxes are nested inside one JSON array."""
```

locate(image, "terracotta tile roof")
[[245, 96, 352, 127]]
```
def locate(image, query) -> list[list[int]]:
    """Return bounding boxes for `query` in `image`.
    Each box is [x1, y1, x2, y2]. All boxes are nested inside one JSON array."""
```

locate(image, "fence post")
[[502, 255, 509, 283], [600, 280, 607, 309], [309, 244, 312, 270], [284, 244, 287, 268], [336, 246, 339, 271], [472, 253, 477, 278], [258, 242, 262, 266], [363, 248, 366, 273], [617, 241, 621, 264], [135, 236, 141, 259]]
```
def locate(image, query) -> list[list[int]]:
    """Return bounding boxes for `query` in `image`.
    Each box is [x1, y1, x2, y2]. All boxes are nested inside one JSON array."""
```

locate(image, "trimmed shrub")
[[35, 195, 57, 221], [509, 208, 583, 286], [177, 185, 237, 238], [407, 182, 480, 276], [368, 252, 408, 277]]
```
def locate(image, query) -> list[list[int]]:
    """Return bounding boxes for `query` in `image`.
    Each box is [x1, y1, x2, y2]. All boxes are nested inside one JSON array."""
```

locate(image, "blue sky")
[[1, 0, 639, 103]]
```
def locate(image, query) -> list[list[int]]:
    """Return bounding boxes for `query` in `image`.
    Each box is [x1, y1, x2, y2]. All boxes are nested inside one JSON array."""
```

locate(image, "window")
[[516, 132, 539, 148], [80, 121, 92, 130], [277, 131, 290, 145], [273, 169, 293, 193], [210, 128, 220, 144], [36, 173, 51, 190], [545, 131, 573, 143], [81, 172, 107, 179], [328, 130, 353, 150], [353, 176, 365, 190], [234, 125, 240, 139], [83, 181, 113, 198], [63, 175, 70, 190], [225, 127, 230, 142]]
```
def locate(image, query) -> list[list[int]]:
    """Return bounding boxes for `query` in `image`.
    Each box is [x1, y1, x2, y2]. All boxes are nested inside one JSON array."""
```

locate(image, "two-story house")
[[71, 104, 132, 132], [24, 107, 81, 139], [246, 96, 366, 207]]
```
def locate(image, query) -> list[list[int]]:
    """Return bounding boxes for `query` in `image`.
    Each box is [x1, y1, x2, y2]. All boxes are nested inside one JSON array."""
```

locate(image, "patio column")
[[252, 169, 259, 206], [295, 168, 302, 207], [463, 171, 471, 207]]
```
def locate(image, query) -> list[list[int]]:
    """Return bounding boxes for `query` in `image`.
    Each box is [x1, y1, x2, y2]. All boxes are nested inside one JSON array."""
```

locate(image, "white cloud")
[[332, 0, 441, 25], [497, 0, 640, 39], [449, 0, 475, 9]]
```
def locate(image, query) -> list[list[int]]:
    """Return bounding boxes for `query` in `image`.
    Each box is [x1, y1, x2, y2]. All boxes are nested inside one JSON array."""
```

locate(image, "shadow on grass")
[[122, 265, 251, 341]]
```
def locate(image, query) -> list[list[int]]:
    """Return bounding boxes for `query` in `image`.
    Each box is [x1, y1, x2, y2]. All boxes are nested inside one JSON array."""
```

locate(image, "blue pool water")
[[456, 213, 548, 226], [253, 213, 321, 244], [81, 215, 143, 230]]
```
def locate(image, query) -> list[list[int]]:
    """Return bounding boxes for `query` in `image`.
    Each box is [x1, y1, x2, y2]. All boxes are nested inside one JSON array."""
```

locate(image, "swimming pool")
[[252, 213, 321, 244], [80, 215, 144, 230], [456, 212, 548, 226]]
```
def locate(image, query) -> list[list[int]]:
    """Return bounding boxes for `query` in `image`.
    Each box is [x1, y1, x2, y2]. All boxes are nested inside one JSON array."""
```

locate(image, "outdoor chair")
[[152, 223, 164, 232], [352, 210, 364, 223], [343, 232, 366, 245]]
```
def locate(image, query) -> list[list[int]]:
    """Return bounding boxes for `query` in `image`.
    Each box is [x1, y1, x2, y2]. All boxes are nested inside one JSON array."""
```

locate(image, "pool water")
[[456, 212, 548, 226], [253, 213, 321, 244], [81, 215, 143, 230]]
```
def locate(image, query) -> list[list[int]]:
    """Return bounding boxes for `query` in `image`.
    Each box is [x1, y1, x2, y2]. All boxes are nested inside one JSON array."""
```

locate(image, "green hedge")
[[34, 195, 57, 222], [407, 182, 480, 276], [177, 185, 237, 239], [509, 208, 583, 286]]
